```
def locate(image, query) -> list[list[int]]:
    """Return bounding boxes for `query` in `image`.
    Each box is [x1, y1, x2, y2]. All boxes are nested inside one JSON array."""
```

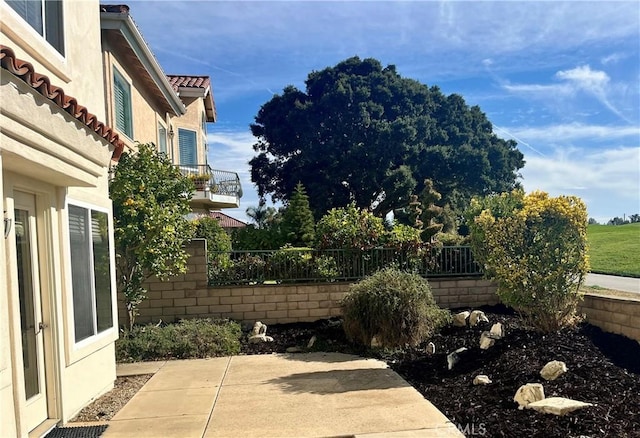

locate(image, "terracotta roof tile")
[[209, 211, 247, 229], [0, 45, 125, 160], [167, 75, 211, 92]]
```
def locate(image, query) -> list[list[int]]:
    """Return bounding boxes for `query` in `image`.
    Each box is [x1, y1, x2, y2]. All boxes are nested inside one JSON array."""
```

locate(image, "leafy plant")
[[316, 203, 385, 250], [280, 182, 316, 247], [341, 267, 451, 348], [193, 216, 233, 280], [116, 318, 242, 362], [110, 143, 195, 329], [267, 245, 313, 281], [467, 190, 589, 332]]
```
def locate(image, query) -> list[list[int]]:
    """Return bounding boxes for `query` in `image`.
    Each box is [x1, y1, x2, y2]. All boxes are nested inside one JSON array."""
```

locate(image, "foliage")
[[245, 204, 278, 229], [316, 203, 386, 250], [231, 225, 286, 250], [341, 267, 451, 348], [249, 56, 524, 219], [467, 190, 589, 332], [280, 182, 316, 246], [110, 143, 195, 329], [383, 223, 423, 252], [587, 223, 640, 277], [116, 318, 242, 362], [193, 216, 233, 280], [267, 245, 313, 280], [607, 214, 639, 225]]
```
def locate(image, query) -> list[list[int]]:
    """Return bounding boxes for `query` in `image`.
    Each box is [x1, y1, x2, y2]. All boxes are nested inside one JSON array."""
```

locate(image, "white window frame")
[[5, 0, 65, 55], [66, 199, 117, 348], [113, 66, 134, 139]]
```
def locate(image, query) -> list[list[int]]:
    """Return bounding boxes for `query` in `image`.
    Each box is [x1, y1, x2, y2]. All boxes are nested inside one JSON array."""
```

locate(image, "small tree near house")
[[110, 143, 195, 329]]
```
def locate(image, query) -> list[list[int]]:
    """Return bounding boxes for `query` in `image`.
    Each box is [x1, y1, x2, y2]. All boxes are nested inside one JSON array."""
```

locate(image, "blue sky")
[[113, 0, 639, 224]]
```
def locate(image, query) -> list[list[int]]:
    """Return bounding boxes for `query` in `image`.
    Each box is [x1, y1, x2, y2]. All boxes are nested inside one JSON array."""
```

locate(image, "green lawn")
[[587, 223, 640, 277]]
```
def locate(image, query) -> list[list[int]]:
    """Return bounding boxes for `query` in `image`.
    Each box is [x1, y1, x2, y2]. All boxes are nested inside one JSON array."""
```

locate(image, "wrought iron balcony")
[[177, 164, 242, 209]]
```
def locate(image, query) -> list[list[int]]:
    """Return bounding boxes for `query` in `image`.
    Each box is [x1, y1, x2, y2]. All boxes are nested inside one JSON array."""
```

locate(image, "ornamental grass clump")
[[341, 267, 451, 348], [467, 190, 589, 332]]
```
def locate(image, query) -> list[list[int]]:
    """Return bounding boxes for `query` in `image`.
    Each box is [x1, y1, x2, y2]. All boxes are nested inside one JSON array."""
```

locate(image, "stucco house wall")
[[1, 1, 122, 436]]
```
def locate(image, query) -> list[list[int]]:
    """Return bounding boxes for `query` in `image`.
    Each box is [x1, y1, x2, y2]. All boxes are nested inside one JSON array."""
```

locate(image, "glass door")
[[14, 192, 48, 431]]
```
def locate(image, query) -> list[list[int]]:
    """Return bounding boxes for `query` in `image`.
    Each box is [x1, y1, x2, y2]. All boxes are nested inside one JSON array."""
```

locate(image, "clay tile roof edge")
[[1, 45, 125, 161]]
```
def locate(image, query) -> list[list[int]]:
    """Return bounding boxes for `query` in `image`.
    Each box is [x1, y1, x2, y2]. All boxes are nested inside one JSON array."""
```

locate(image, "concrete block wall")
[[579, 294, 640, 342], [118, 240, 499, 326]]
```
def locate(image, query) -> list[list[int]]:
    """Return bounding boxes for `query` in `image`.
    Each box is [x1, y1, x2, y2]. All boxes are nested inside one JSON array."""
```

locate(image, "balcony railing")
[[177, 164, 243, 198]]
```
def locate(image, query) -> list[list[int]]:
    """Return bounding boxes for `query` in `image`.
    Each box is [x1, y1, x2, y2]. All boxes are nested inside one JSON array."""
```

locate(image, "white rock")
[[540, 360, 568, 381], [447, 347, 468, 370], [514, 383, 545, 410], [473, 375, 492, 385], [489, 323, 504, 339], [527, 397, 593, 415], [479, 331, 495, 350], [426, 342, 436, 354], [307, 335, 317, 348], [251, 321, 267, 336], [248, 334, 274, 344], [286, 346, 303, 353], [371, 336, 382, 347], [469, 310, 489, 327], [453, 311, 470, 327]]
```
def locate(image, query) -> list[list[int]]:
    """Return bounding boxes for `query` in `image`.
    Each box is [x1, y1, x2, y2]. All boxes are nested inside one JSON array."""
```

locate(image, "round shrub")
[[341, 267, 451, 348]]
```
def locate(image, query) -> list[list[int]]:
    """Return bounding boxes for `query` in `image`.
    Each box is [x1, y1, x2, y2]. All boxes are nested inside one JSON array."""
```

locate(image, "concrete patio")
[[99, 352, 463, 437]]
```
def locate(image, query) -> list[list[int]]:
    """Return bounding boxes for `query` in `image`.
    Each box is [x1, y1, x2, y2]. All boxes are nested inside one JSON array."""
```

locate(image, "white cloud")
[[508, 123, 640, 143], [521, 147, 640, 219]]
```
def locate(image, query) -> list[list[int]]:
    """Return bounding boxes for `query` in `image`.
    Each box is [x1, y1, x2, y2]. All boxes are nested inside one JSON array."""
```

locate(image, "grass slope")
[[587, 223, 640, 277]]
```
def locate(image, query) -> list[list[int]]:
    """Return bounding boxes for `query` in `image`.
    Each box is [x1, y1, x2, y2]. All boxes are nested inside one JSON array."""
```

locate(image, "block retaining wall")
[[578, 294, 640, 342], [118, 240, 498, 327]]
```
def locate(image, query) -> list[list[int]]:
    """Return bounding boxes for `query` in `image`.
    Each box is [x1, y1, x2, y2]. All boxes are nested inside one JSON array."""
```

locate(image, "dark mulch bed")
[[240, 305, 640, 438]]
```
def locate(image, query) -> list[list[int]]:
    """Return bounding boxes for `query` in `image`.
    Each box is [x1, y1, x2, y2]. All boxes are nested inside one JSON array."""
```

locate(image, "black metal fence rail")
[[208, 246, 481, 286]]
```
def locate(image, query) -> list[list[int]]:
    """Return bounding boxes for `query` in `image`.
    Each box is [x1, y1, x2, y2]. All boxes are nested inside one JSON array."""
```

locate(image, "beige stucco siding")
[[0, 1, 106, 119], [170, 96, 208, 165]]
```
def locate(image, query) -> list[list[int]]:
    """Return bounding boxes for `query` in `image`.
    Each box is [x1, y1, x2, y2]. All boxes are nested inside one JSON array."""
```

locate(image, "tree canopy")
[[250, 56, 524, 219]]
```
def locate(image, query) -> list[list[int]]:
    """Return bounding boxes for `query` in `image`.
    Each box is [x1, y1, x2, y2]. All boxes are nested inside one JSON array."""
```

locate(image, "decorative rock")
[[479, 331, 495, 350], [286, 346, 303, 353], [527, 397, 593, 415], [426, 342, 436, 354], [540, 360, 568, 381], [248, 334, 274, 344], [251, 321, 268, 336], [371, 336, 382, 347], [489, 323, 504, 339], [473, 375, 492, 385], [514, 383, 545, 409], [447, 347, 468, 370], [453, 311, 470, 327], [469, 310, 489, 327], [307, 335, 317, 349]]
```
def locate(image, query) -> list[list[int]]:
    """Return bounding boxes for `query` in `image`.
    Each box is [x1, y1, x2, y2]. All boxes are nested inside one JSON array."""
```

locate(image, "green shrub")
[[313, 254, 340, 279], [267, 245, 313, 280], [231, 225, 285, 250], [193, 216, 233, 281], [316, 203, 386, 250], [467, 190, 589, 332], [341, 267, 451, 348], [116, 318, 242, 362]]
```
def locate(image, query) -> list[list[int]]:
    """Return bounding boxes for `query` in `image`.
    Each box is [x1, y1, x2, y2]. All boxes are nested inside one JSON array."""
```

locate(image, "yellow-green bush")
[[341, 267, 451, 348], [467, 190, 589, 332]]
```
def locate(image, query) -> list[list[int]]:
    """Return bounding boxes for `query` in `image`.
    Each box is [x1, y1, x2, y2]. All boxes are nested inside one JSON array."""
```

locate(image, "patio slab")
[[102, 353, 463, 438]]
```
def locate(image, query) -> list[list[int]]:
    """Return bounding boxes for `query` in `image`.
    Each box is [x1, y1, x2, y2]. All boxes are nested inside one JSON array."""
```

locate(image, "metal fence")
[[208, 246, 481, 286]]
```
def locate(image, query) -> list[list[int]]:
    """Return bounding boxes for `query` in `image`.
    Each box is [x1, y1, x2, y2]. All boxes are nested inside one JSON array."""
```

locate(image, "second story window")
[[6, 0, 64, 55], [158, 123, 167, 155], [113, 68, 133, 139], [178, 128, 197, 165]]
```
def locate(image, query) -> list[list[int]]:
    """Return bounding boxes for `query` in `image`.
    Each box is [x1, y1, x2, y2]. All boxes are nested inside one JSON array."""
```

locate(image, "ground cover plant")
[[115, 318, 242, 362], [587, 223, 640, 277]]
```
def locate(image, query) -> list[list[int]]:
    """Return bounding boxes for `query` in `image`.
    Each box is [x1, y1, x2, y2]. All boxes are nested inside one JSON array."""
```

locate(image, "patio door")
[[14, 191, 48, 431]]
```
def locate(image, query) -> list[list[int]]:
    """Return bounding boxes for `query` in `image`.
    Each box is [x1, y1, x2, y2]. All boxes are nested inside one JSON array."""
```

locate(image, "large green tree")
[[110, 143, 195, 328], [250, 57, 524, 219]]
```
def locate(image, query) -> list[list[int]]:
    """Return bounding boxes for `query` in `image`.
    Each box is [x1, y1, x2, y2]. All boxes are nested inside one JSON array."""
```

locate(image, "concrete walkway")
[[104, 353, 463, 438], [585, 273, 640, 294]]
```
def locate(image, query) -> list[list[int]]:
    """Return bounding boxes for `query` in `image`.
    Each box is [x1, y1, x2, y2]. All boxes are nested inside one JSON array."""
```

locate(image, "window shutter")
[[6, 0, 43, 34], [178, 129, 197, 165], [113, 69, 132, 138]]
